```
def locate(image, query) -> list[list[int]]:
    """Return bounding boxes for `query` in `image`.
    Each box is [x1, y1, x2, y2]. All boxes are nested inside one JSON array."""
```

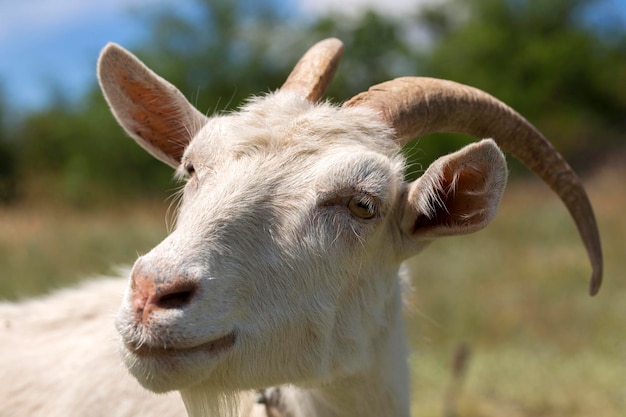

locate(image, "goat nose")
[[150, 280, 198, 309], [130, 266, 199, 321]]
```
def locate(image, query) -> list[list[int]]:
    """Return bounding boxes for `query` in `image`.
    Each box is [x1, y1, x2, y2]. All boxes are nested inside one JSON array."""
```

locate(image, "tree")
[[415, 0, 626, 171], [0, 93, 17, 203], [136, 0, 301, 114]]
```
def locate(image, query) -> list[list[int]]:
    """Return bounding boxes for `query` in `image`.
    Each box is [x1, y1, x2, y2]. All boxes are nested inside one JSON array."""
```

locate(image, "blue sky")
[[1, 0, 624, 112], [0, 0, 163, 111]]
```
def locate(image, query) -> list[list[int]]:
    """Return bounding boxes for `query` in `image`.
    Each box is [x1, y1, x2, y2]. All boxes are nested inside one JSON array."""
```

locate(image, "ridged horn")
[[345, 76, 602, 295], [280, 38, 344, 102]]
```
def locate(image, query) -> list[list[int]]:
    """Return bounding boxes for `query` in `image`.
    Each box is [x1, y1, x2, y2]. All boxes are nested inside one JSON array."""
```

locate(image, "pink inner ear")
[[98, 43, 209, 168], [413, 164, 490, 234], [119, 77, 188, 164]]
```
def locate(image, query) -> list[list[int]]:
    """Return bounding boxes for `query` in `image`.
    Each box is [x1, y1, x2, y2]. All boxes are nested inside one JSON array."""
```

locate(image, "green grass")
[[0, 168, 623, 416]]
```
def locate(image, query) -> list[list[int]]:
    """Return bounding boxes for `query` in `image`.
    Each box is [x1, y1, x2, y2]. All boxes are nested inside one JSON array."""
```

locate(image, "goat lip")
[[126, 331, 237, 358]]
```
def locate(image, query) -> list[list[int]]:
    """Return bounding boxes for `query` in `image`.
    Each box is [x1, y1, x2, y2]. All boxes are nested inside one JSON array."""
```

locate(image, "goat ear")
[[399, 139, 507, 246], [97, 43, 208, 168]]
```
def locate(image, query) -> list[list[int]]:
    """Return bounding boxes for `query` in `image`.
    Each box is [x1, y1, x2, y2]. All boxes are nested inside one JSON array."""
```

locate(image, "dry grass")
[[0, 167, 623, 416], [0, 199, 167, 299]]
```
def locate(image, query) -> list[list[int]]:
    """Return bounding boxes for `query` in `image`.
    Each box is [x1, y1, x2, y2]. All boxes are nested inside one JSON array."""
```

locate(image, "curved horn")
[[280, 38, 344, 102], [345, 76, 602, 295]]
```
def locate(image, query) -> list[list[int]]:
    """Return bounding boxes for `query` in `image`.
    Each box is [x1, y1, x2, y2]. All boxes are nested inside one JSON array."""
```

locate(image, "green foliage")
[[136, 0, 300, 114], [0, 96, 18, 203], [417, 0, 626, 166], [15, 93, 173, 206], [308, 10, 417, 99]]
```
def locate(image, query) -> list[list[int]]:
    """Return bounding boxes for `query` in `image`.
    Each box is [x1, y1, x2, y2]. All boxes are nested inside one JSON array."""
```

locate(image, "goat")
[[100, 37, 603, 417], [0, 38, 602, 417]]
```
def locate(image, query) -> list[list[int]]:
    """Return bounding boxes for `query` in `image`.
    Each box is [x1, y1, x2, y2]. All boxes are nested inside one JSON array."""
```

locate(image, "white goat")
[[0, 38, 602, 417]]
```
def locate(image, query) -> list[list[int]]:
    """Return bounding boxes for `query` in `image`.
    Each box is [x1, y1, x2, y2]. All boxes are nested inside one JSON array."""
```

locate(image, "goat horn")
[[280, 38, 344, 103], [345, 76, 602, 295]]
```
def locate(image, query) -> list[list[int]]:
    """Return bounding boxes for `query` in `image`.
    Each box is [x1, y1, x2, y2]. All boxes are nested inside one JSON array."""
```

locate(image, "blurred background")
[[0, 0, 624, 415]]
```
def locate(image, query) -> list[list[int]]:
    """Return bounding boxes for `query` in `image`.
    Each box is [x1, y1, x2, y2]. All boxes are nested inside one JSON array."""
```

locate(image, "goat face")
[[114, 94, 419, 392], [103, 40, 598, 395], [111, 100, 504, 394], [113, 93, 506, 388]]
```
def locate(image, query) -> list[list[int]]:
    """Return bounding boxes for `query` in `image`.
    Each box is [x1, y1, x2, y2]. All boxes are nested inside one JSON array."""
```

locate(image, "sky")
[[0, 0, 165, 111], [0, 0, 624, 112]]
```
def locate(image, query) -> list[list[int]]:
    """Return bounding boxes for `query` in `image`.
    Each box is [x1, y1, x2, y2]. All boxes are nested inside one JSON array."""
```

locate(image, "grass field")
[[0, 166, 624, 416]]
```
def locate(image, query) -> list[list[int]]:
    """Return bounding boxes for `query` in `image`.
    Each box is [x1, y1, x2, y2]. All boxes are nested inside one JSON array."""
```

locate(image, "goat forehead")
[[186, 93, 400, 164], [176, 152, 379, 223], [181, 144, 404, 217]]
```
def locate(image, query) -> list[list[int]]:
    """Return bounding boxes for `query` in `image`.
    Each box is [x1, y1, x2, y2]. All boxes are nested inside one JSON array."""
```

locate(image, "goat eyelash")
[[319, 191, 381, 220], [347, 194, 380, 219], [174, 162, 197, 183]]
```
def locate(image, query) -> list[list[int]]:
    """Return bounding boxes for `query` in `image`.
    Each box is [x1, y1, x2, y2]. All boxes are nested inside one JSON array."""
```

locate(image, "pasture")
[[1, 163, 623, 417]]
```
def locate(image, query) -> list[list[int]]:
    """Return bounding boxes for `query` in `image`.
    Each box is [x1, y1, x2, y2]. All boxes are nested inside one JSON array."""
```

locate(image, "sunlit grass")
[[0, 199, 167, 299], [0, 167, 623, 416]]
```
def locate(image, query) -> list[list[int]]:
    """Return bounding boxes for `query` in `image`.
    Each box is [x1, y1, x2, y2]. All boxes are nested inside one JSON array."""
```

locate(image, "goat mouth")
[[126, 332, 237, 358]]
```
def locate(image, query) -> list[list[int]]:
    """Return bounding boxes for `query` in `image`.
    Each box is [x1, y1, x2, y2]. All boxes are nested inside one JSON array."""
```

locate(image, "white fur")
[[0, 277, 186, 417]]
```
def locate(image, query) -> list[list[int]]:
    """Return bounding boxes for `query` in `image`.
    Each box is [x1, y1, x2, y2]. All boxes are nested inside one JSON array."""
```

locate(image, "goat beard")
[[180, 385, 241, 417]]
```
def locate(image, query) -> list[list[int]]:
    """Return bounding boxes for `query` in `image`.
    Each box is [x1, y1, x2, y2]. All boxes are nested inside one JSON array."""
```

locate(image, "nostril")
[[153, 281, 198, 310]]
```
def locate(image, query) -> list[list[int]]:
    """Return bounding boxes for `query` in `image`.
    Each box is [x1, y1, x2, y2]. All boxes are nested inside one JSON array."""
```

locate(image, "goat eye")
[[347, 196, 377, 219]]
